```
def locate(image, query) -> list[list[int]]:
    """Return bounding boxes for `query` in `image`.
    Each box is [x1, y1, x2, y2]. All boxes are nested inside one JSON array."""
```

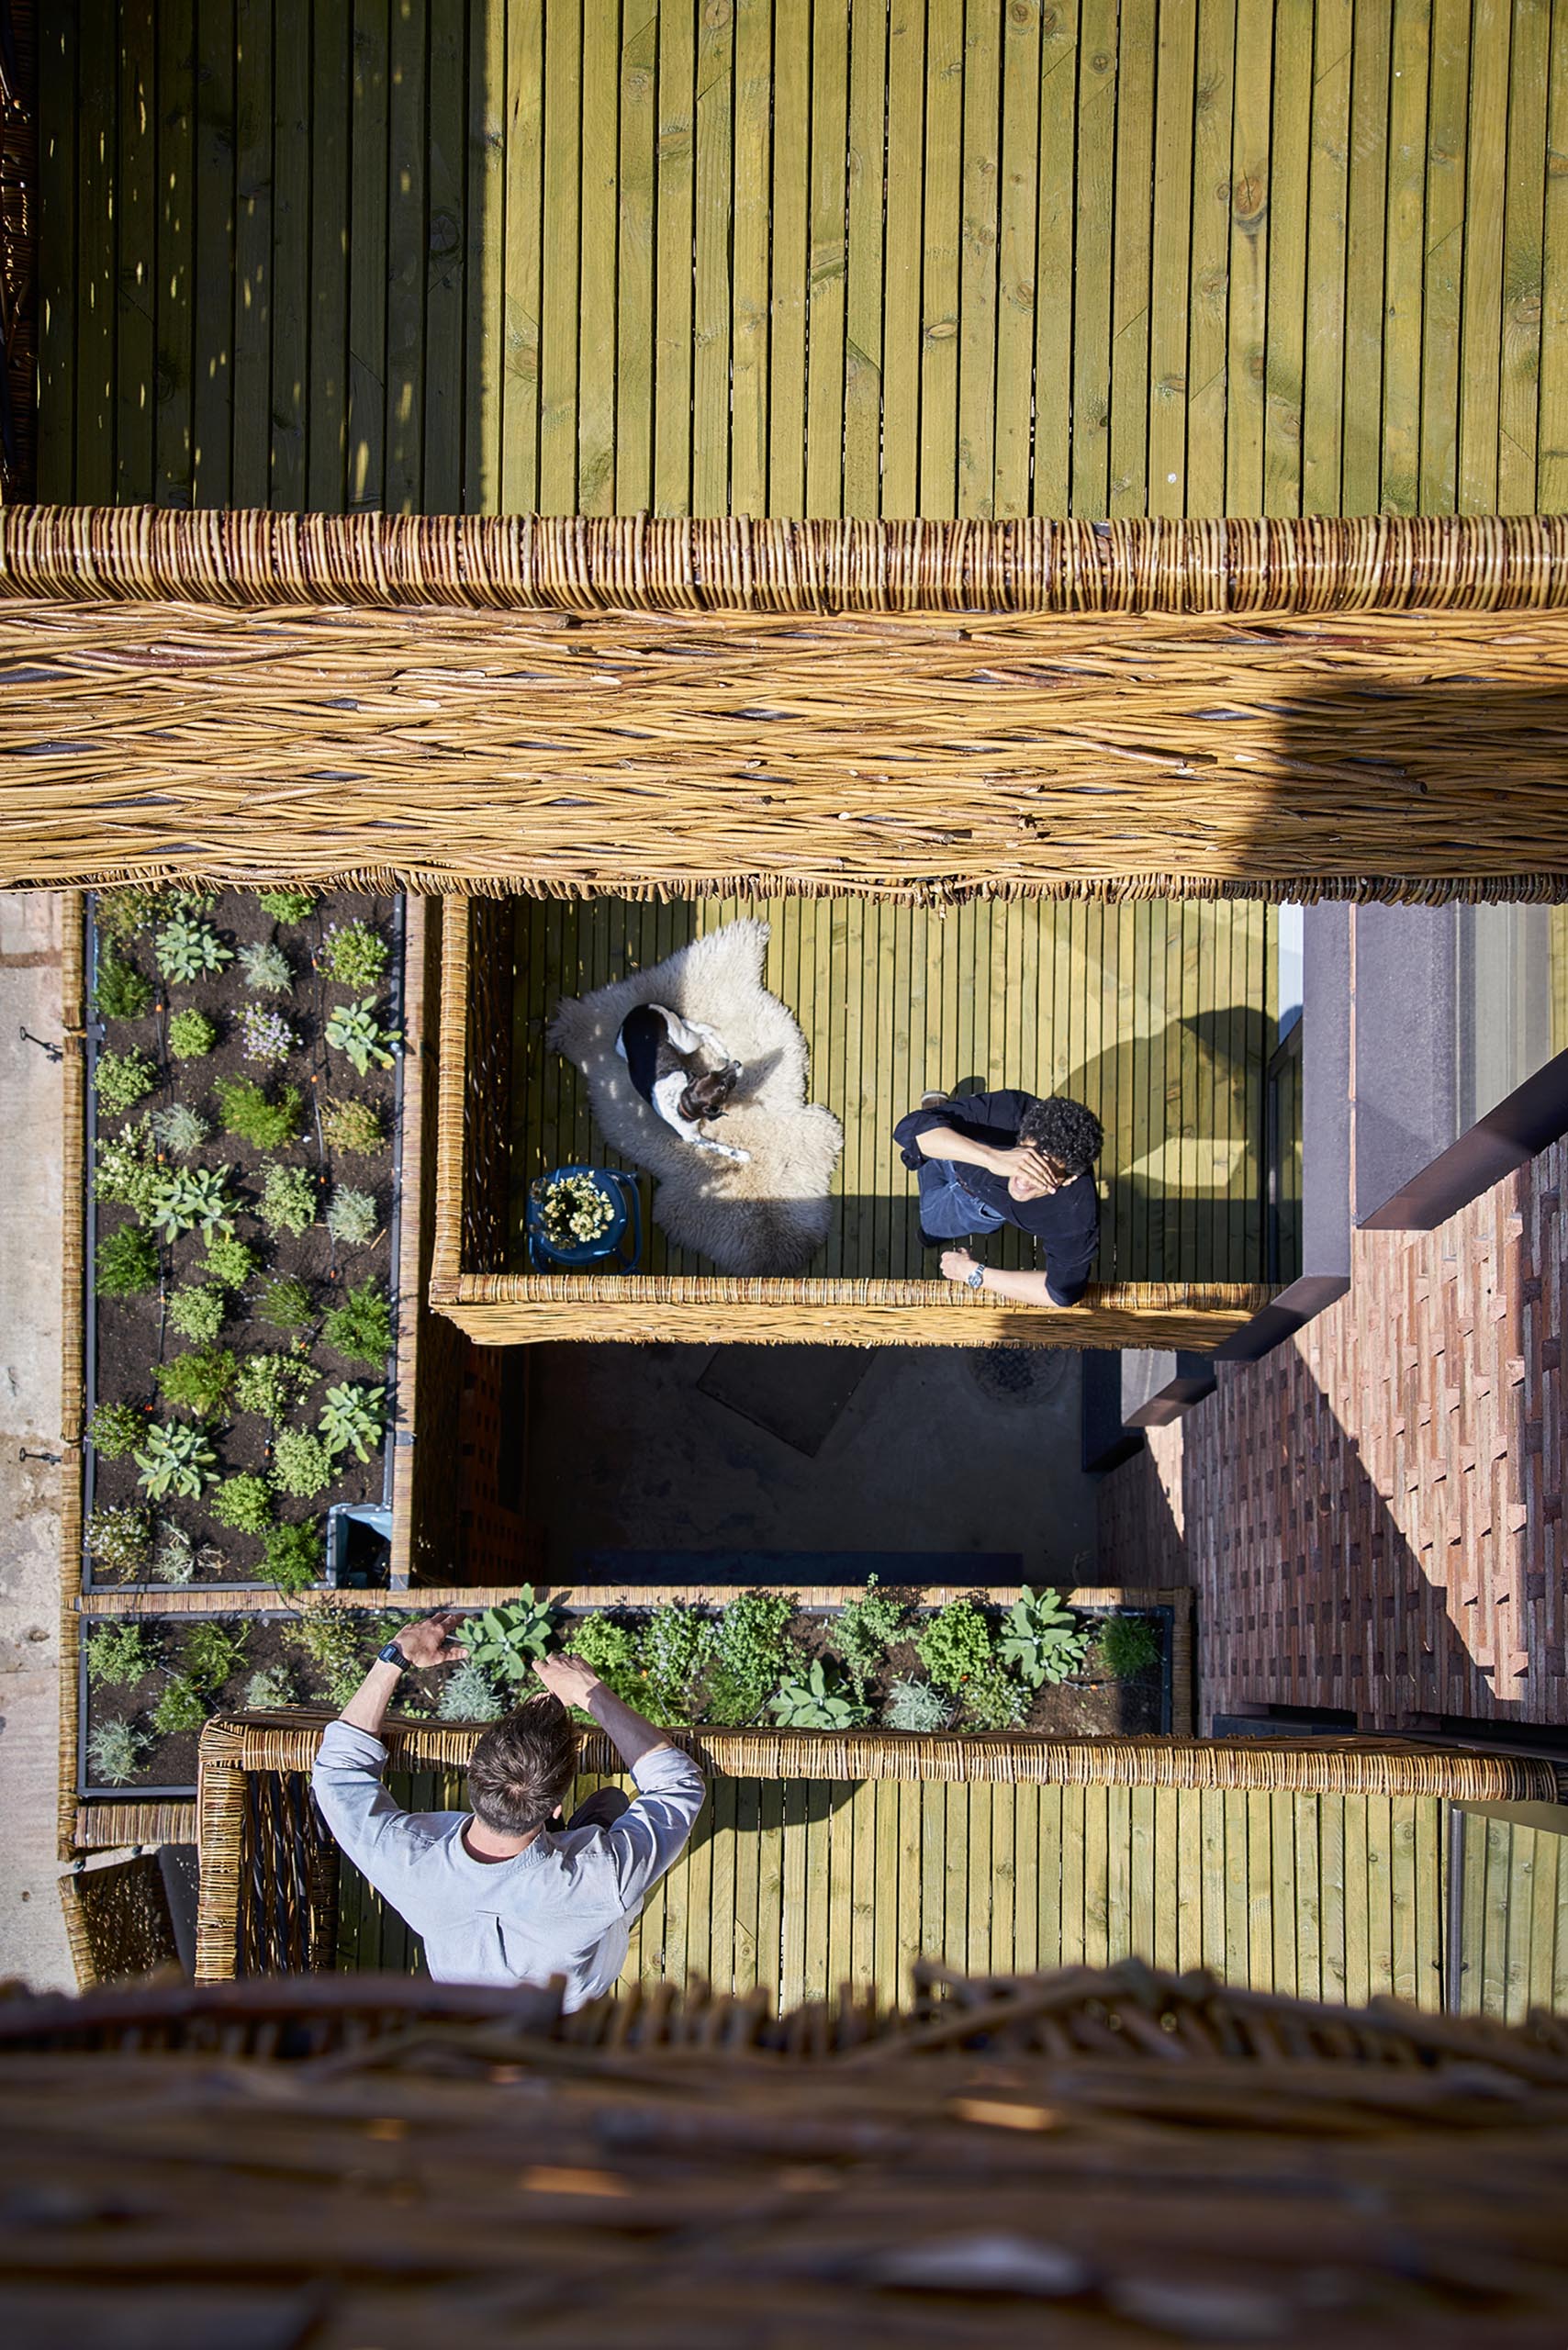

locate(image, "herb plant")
[[95, 1046, 157, 1118], [86, 1621, 155, 1688], [215, 1077, 304, 1148], [465, 1591, 561, 1684], [318, 1381, 385, 1461], [768, 1658, 868, 1729], [146, 1166, 236, 1240], [238, 939, 292, 993], [319, 1097, 384, 1155], [257, 1276, 313, 1331], [234, 1349, 315, 1421], [245, 1664, 295, 1709], [84, 1505, 154, 1578], [703, 1591, 798, 1726], [325, 997, 399, 1074], [262, 1518, 323, 1595], [285, 1604, 367, 1707], [185, 1620, 250, 1685], [209, 1473, 274, 1533], [241, 1002, 294, 1064], [201, 1234, 259, 1290], [95, 947, 153, 1021], [95, 888, 166, 941], [320, 921, 389, 989], [134, 1420, 217, 1500], [1096, 1615, 1162, 1678], [960, 1663, 1029, 1730], [87, 1718, 148, 1785], [324, 1185, 378, 1246], [833, 1577, 907, 1705], [94, 1119, 162, 1212], [156, 914, 231, 981], [154, 1346, 237, 1417], [152, 1674, 210, 1736], [321, 1281, 391, 1367], [997, 1587, 1090, 1688], [95, 1225, 160, 1298], [882, 1676, 953, 1732], [151, 1102, 209, 1156], [566, 1612, 646, 1706], [167, 1007, 218, 1060], [640, 1605, 718, 1720], [255, 888, 317, 923], [914, 1600, 995, 1696], [87, 1400, 145, 1459], [152, 1525, 199, 1586], [271, 1427, 335, 1498], [438, 1660, 507, 1722], [167, 1282, 227, 1344], [258, 1161, 317, 1237]]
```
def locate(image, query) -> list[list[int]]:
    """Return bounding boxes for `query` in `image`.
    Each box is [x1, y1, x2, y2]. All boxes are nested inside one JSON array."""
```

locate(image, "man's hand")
[[532, 1653, 601, 1709], [941, 1247, 980, 1284], [987, 1140, 1058, 1189], [392, 1611, 469, 1670]]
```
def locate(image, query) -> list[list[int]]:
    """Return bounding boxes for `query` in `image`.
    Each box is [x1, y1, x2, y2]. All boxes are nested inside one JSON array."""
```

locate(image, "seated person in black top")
[[892, 1088, 1103, 1308]]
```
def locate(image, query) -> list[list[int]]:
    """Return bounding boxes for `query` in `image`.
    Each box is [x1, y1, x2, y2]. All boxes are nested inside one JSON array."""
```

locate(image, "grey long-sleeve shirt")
[[311, 1720, 706, 2008]]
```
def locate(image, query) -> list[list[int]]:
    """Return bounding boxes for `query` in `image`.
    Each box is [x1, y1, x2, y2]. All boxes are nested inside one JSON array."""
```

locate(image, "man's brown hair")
[[467, 1694, 578, 1835]]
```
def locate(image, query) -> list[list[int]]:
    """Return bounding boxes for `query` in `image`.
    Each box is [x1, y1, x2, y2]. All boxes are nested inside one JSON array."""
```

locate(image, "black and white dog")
[[615, 1002, 751, 1164]]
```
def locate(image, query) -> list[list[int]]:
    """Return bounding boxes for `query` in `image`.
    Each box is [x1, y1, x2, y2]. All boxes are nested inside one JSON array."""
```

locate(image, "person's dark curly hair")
[[1017, 1093, 1103, 1176]]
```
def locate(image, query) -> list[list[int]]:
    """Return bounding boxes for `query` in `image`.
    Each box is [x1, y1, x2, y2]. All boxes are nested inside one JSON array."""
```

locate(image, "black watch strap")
[[376, 1640, 409, 1672]]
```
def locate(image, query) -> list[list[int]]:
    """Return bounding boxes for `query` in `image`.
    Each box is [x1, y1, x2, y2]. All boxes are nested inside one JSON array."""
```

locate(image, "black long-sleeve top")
[[893, 1088, 1101, 1304]]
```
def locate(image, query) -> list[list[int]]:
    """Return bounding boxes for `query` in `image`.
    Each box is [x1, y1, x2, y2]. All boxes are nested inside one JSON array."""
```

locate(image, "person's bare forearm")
[[586, 1680, 673, 1774], [915, 1123, 1003, 1173], [968, 1265, 1060, 1305], [339, 1658, 404, 1735]]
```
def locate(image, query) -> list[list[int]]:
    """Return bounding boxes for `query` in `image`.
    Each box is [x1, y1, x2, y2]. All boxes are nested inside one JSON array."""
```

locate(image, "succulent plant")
[[155, 914, 231, 982], [325, 997, 399, 1075], [238, 939, 293, 993], [133, 1419, 217, 1500], [95, 1046, 158, 1118], [324, 1185, 378, 1247]]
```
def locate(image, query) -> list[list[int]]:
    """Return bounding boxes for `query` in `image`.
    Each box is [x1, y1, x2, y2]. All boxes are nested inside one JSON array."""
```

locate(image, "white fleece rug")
[[545, 918, 844, 1276]]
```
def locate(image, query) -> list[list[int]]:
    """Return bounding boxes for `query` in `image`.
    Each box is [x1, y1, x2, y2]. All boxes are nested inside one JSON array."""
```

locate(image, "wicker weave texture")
[[57, 1854, 179, 1990]]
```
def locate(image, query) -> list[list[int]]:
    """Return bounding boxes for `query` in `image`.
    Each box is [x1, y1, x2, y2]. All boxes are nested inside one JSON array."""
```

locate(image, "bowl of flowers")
[[526, 1166, 641, 1271]]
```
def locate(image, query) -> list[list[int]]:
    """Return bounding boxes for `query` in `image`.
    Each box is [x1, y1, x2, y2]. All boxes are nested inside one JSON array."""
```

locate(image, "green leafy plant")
[[87, 1400, 145, 1460], [167, 1283, 228, 1344], [271, 1427, 336, 1498], [465, 1590, 561, 1684], [960, 1662, 1029, 1731], [566, 1612, 646, 1707], [238, 939, 293, 993], [318, 1381, 385, 1461], [151, 1102, 209, 1157], [95, 887, 168, 942], [95, 1046, 157, 1118], [262, 1518, 323, 1596], [325, 996, 399, 1075], [167, 1007, 218, 1061], [214, 1076, 305, 1149], [833, 1576, 907, 1706], [156, 913, 231, 982], [1096, 1614, 1162, 1679], [768, 1657, 868, 1729], [209, 1472, 274, 1534], [244, 1663, 295, 1709], [95, 946, 153, 1021], [185, 1620, 250, 1686], [997, 1587, 1090, 1689], [258, 1161, 318, 1237], [134, 1420, 217, 1500], [324, 1185, 378, 1247], [95, 1225, 160, 1298], [84, 1505, 154, 1578], [914, 1599, 996, 1696], [255, 887, 317, 923], [320, 921, 389, 990], [882, 1676, 953, 1732], [319, 1097, 385, 1156], [152, 1525, 198, 1586], [235, 1348, 315, 1421], [437, 1659, 507, 1722], [201, 1233, 259, 1291], [257, 1276, 313, 1332], [285, 1603, 368, 1707], [640, 1605, 718, 1722], [146, 1166, 236, 1240], [321, 1281, 392, 1368], [152, 1673, 211, 1737], [86, 1620, 155, 1689], [94, 1117, 162, 1212], [241, 1002, 294, 1065], [154, 1346, 237, 1418], [702, 1592, 799, 1727], [87, 1718, 148, 1785]]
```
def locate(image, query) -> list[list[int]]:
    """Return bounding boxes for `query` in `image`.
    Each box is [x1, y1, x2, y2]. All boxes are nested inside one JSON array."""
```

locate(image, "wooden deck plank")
[[1108, 0, 1155, 520], [1459, 0, 1511, 512], [1498, 0, 1550, 514], [348, 0, 390, 510], [152, 3, 195, 509], [1390, 1793, 1419, 2005], [1294, 1796, 1322, 2002], [1146, 0, 1194, 520], [1184, 0, 1235, 518], [423, 2, 468, 514], [805, 0, 850, 520], [943, 1780, 969, 1973], [1540, 1, 1568, 510], [1301, 0, 1350, 516], [755, 1778, 785, 2008], [1070, 0, 1117, 517], [919, 0, 963, 519], [847, 1778, 878, 1995], [993, 0, 1040, 519], [1262, 0, 1312, 515], [690, 0, 734, 517], [729, 0, 772, 515], [271, 1, 313, 511], [1223, 1789, 1250, 1984], [957, 6, 1001, 520], [1224, 0, 1272, 518], [989, 1782, 1016, 1978], [1319, 1796, 1347, 2004], [537, 0, 581, 514], [897, 1779, 924, 1998], [230, 0, 274, 510], [706, 1774, 737, 1995], [1032, 1785, 1058, 1972], [1081, 1785, 1109, 1967], [880, 0, 925, 515], [1270, 1788, 1297, 1996], [74, 0, 118, 505], [1058, 1785, 1086, 1967], [1246, 1788, 1274, 1988], [843, 2, 886, 520], [826, 1779, 857, 2002], [767, 0, 810, 515], [36, 6, 78, 502], [1341, 0, 1392, 515], [1379, 0, 1430, 517], [870, 1779, 900, 2011], [309, 0, 354, 512], [1104, 1782, 1132, 1962], [463, 0, 507, 515], [967, 1782, 994, 1978]]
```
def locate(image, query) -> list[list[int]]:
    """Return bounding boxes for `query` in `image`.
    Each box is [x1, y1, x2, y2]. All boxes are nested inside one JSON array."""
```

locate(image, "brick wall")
[[1098, 1138, 1565, 1732]]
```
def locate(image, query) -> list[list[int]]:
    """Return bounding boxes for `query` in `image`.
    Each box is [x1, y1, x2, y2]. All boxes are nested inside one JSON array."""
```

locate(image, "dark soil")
[[85, 890, 398, 1588]]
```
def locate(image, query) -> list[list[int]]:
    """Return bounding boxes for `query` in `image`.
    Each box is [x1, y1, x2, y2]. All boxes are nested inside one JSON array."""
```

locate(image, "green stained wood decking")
[[39, 1, 1568, 522], [508, 891, 1272, 1283]]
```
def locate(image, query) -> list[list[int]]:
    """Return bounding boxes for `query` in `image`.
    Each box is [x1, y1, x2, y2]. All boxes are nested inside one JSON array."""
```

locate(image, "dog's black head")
[[679, 1059, 742, 1124]]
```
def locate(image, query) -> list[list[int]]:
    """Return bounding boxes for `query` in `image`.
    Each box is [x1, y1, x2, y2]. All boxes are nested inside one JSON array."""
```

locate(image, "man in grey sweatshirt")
[[311, 1611, 706, 2009]]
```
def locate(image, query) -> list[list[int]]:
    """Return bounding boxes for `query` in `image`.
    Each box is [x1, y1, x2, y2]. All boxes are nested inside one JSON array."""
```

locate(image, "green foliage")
[[134, 1419, 217, 1500], [214, 1076, 305, 1148], [94, 888, 167, 942], [832, 1576, 907, 1706], [996, 1587, 1090, 1689], [151, 1102, 209, 1157], [255, 888, 317, 923], [285, 1604, 368, 1707], [155, 913, 231, 982], [319, 1096, 385, 1156], [234, 1348, 315, 1421], [87, 1400, 145, 1460], [702, 1591, 799, 1726], [167, 1007, 218, 1061], [241, 1002, 294, 1064], [465, 1590, 561, 1684], [94, 1117, 162, 1213], [639, 1606, 719, 1723], [152, 1673, 211, 1736], [95, 1046, 158, 1118], [258, 1160, 318, 1237], [914, 1599, 996, 1695], [768, 1657, 868, 1729], [238, 939, 293, 993], [882, 1676, 953, 1732], [325, 1184, 378, 1246], [262, 1518, 323, 1595], [95, 946, 153, 1021], [270, 1427, 336, 1498], [87, 1718, 148, 1785], [152, 1525, 198, 1586], [320, 921, 390, 990], [325, 996, 399, 1074], [209, 1472, 274, 1534], [318, 1381, 385, 1462], [565, 1612, 646, 1707], [154, 1345, 237, 1417], [960, 1662, 1029, 1731], [321, 1281, 391, 1368], [86, 1621, 155, 1689], [84, 1505, 154, 1578], [244, 1664, 295, 1709], [167, 1282, 227, 1344], [437, 1659, 507, 1722], [257, 1275, 313, 1332], [201, 1234, 259, 1291], [95, 1225, 160, 1298], [185, 1620, 250, 1686], [1096, 1614, 1162, 1679], [146, 1165, 236, 1240]]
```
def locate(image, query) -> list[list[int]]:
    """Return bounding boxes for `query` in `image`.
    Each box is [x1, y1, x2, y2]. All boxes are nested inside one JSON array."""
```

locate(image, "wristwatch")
[[376, 1640, 409, 1672], [966, 1263, 986, 1291]]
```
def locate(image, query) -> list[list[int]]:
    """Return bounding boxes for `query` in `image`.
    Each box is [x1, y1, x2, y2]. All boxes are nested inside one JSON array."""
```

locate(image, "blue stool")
[[526, 1165, 643, 1274]]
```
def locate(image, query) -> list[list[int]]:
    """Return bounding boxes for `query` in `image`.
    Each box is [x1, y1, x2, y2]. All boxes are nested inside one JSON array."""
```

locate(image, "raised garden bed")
[[81, 887, 403, 1597]]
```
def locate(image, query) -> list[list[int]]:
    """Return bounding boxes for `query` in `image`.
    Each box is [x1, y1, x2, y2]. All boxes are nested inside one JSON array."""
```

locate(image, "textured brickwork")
[[1098, 1139, 1566, 1733]]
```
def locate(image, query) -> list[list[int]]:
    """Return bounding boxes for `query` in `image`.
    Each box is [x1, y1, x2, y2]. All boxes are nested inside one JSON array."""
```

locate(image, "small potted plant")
[[526, 1165, 641, 1271]]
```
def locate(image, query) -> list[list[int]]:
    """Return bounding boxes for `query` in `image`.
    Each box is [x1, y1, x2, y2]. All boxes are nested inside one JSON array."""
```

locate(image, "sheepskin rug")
[[545, 919, 844, 1276]]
